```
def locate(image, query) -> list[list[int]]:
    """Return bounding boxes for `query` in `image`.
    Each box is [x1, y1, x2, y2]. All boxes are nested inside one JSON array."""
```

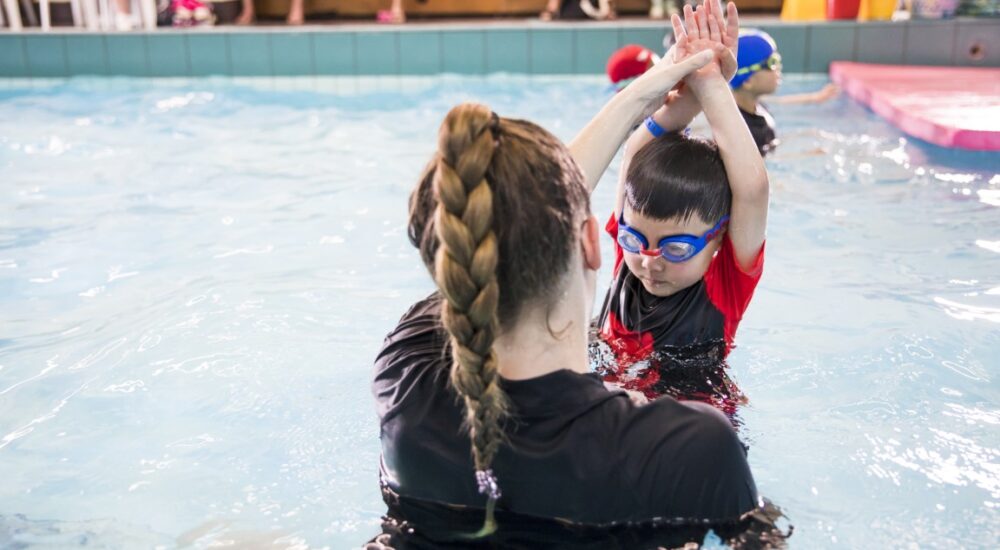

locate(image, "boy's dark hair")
[[625, 133, 731, 224]]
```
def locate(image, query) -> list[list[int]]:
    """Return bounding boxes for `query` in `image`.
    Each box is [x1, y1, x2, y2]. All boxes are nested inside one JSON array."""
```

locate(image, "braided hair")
[[408, 102, 590, 535]]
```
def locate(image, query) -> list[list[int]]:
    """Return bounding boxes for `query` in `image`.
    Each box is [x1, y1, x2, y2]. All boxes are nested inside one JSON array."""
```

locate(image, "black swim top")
[[372, 294, 761, 539], [740, 103, 778, 155]]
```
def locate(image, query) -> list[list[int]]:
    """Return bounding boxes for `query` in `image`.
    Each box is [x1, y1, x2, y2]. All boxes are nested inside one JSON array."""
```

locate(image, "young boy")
[[592, 1, 767, 413], [731, 29, 839, 155]]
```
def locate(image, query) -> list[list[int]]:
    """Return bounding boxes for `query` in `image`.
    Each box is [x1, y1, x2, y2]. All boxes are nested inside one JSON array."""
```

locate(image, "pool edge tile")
[[24, 35, 69, 78]]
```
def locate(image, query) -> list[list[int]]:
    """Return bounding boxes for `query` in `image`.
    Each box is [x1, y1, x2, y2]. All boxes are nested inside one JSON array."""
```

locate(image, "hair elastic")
[[475, 469, 502, 500]]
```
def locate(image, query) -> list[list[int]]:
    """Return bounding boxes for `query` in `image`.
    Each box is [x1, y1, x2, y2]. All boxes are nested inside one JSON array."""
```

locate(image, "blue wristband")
[[644, 116, 666, 138]]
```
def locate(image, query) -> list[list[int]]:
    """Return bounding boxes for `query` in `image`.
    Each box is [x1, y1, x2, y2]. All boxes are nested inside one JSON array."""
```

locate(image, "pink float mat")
[[830, 61, 1000, 151]]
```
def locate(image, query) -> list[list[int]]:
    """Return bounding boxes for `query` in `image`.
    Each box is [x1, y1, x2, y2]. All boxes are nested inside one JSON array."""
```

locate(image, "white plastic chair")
[[2, 0, 24, 29], [36, 0, 85, 29], [80, 0, 99, 29]]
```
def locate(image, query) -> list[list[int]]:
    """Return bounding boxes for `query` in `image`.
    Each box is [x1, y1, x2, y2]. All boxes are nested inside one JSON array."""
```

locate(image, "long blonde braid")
[[431, 103, 509, 534]]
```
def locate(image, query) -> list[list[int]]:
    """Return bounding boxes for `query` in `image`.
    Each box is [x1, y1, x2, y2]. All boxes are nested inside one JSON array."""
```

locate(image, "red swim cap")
[[606, 45, 658, 89]]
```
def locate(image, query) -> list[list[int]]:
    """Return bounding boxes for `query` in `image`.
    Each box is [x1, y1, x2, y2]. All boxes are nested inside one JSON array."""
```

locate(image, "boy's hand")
[[604, 381, 649, 405], [671, 0, 739, 87], [625, 389, 649, 406]]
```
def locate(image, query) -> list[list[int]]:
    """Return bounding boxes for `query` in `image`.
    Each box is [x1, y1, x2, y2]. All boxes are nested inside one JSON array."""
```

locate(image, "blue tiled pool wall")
[[0, 19, 997, 78]]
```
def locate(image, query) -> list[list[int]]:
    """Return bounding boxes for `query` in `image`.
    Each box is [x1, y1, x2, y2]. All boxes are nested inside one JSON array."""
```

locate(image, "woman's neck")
[[494, 303, 591, 381]]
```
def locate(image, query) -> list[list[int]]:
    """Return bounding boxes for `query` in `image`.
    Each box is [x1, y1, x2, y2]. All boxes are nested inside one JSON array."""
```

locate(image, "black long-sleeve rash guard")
[[371, 293, 765, 547]]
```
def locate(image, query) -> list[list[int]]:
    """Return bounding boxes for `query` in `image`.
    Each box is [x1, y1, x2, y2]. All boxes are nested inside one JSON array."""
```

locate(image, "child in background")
[[592, 0, 767, 415], [731, 29, 839, 155], [607, 29, 839, 157], [606, 45, 660, 92]]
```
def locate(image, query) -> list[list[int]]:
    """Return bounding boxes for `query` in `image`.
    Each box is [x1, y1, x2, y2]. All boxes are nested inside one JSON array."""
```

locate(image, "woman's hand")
[[671, 0, 739, 85], [568, 29, 714, 193], [625, 47, 716, 116], [363, 534, 395, 550]]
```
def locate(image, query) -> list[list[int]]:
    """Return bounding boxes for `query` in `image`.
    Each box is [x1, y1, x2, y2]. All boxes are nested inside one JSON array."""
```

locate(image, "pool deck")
[[1, 17, 997, 78]]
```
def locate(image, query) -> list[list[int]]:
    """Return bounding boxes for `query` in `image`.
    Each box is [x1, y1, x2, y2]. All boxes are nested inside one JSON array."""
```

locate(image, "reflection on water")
[[590, 327, 747, 422], [0, 75, 997, 548], [0, 515, 312, 549], [370, 484, 791, 550]]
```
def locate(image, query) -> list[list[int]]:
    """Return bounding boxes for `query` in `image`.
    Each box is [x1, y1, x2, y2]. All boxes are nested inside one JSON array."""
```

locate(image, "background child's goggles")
[[617, 214, 730, 262], [734, 52, 782, 76]]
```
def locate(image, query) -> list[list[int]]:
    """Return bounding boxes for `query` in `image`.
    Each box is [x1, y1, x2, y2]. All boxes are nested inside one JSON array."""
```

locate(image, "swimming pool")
[[1, 74, 997, 548]]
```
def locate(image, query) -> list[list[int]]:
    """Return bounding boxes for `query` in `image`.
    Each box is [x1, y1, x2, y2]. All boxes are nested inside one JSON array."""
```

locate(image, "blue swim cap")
[[730, 30, 777, 89]]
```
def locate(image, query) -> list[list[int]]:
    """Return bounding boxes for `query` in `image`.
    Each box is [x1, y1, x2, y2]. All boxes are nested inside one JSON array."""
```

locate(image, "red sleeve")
[[606, 212, 624, 276], [703, 235, 765, 348]]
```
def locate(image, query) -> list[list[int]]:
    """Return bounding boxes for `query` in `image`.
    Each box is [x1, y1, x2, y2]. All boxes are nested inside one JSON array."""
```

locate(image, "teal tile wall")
[[954, 21, 1000, 67], [65, 35, 108, 76], [531, 30, 574, 74], [147, 34, 189, 77], [442, 31, 485, 74], [399, 32, 441, 75], [229, 33, 271, 76], [857, 23, 906, 65], [485, 29, 528, 73], [1, 20, 998, 79], [902, 21, 955, 66], [0, 36, 28, 77], [314, 32, 355, 75], [574, 28, 619, 74], [759, 26, 808, 72], [188, 34, 229, 76], [271, 32, 313, 76], [356, 31, 398, 75], [619, 27, 665, 53], [106, 35, 149, 76], [807, 23, 856, 72], [24, 35, 68, 77]]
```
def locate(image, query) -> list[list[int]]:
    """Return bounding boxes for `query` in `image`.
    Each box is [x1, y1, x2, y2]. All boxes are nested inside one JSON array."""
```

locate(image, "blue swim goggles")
[[735, 52, 783, 77], [617, 212, 730, 263]]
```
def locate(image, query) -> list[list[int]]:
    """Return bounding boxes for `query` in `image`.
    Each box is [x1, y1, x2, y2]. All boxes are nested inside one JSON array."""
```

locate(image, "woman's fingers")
[[683, 4, 697, 40], [670, 12, 688, 53], [711, 0, 727, 35], [707, 7, 721, 41], [712, 0, 724, 25], [726, 2, 740, 48], [696, 5, 709, 38]]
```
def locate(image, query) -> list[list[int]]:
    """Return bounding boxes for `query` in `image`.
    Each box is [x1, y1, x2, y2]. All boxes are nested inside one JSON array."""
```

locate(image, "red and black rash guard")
[[372, 294, 769, 548], [594, 214, 765, 407]]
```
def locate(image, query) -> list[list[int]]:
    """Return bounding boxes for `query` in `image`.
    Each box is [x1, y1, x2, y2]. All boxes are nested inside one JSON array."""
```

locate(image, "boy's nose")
[[641, 254, 665, 272]]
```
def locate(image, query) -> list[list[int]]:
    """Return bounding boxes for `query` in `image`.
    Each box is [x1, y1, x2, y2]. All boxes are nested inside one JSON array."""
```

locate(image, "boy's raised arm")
[[680, 1, 768, 271]]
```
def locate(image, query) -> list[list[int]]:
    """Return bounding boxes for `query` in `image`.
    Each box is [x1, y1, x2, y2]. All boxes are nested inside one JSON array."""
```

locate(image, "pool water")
[[1, 75, 997, 549]]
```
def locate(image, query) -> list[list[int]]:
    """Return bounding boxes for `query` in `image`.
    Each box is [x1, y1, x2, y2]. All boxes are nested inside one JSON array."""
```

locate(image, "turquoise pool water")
[[1, 75, 998, 548]]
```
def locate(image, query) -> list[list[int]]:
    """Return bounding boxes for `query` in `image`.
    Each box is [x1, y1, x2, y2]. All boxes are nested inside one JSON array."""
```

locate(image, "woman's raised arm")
[[568, 48, 715, 193]]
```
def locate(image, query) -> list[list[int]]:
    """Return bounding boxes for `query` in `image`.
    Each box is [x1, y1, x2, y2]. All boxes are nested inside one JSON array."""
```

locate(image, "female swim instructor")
[[371, 3, 781, 547]]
